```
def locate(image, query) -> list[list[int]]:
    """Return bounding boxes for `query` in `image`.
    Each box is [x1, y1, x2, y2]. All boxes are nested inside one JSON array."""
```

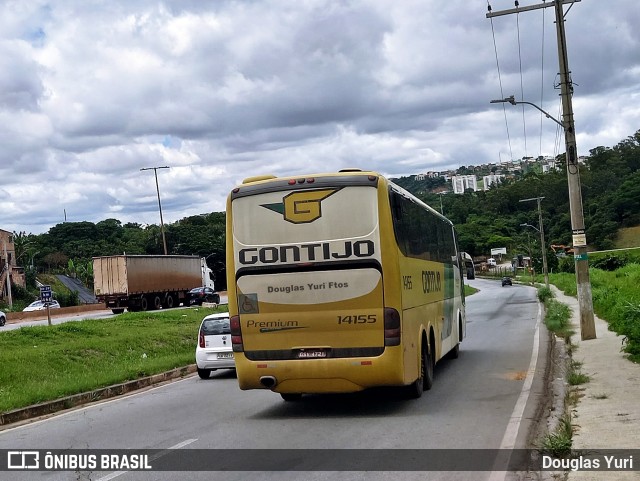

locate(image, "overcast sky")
[[1, 0, 638, 235]]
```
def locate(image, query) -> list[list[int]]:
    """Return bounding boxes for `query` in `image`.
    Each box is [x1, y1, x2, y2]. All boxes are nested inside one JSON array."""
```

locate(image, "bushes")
[[610, 302, 640, 358], [557, 257, 575, 273], [544, 299, 574, 341], [537, 285, 553, 303], [55, 289, 80, 308], [550, 264, 640, 362], [590, 254, 628, 271]]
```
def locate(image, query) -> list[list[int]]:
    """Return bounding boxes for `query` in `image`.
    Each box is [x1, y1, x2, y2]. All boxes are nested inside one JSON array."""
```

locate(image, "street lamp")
[[520, 196, 549, 289], [140, 166, 170, 255], [491, 93, 595, 340], [490, 95, 565, 129], [520, 222, 549, 289]]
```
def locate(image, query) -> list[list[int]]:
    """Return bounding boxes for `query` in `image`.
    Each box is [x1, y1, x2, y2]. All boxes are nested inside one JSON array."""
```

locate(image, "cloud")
[[0, 0, 639, 234]]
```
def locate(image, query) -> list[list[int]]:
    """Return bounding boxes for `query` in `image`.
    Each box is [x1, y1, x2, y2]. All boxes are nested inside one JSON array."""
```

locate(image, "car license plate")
[[297, 349, 328, 359], [217, 352, 234, 359]]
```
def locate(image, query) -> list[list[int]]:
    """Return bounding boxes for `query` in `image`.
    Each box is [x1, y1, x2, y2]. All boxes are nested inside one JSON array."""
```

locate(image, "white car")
[[0, 309, 6, 327], [195, 313, 235, 379], [23, 300, 61, 312]]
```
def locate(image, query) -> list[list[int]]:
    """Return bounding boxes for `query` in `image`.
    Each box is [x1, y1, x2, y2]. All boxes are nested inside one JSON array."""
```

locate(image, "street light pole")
[[140, 166, 170, 255], [520, 197, 549, 289]]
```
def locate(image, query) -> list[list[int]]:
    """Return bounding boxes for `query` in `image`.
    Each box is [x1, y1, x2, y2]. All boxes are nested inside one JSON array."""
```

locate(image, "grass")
[[543, 298, 574, 342], [614, 226, 640, 249], [567, 360, 590, 386], [464, 283, 478, 297], [537, 283, 582, 457], [549, 263, 640, 362], [539, 414, 574, 457], [0, 306, 223, 413]]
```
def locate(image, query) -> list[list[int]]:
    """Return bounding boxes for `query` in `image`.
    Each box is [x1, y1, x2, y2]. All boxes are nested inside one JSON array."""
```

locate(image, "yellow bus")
[[226, 169, 466, 400]]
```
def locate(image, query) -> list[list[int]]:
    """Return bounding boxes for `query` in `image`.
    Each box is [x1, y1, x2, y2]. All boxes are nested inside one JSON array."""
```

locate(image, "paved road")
[[0, 281, 545, 481], [0, 294, 229, 331], [54, 275, 98, 304]]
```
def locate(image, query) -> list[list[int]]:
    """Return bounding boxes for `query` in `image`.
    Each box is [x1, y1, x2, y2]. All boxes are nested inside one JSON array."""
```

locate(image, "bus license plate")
[[297, 350, 328, 359]]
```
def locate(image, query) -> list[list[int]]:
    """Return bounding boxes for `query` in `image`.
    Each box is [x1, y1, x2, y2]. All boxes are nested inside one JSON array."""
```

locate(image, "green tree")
[[11, 231, 34, 266]]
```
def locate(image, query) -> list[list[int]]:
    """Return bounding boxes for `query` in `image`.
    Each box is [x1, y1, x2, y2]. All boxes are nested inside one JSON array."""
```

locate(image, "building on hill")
[[483, 173, 504, 190], [1, 229, 26, 301], [416, 171, 444, 180], [451, 175, 478, 194]]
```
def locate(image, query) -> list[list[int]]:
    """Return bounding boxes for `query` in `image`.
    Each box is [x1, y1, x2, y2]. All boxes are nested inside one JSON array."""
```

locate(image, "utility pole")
[[488, 0, 595, 340], [3, 240, 12, 309], [140, 166, 170, 255], [520, 196, 549, 289]]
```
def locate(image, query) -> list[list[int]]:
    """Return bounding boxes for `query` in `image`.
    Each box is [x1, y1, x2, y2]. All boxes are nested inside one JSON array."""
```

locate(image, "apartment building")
[[451, 175, 478, 194]]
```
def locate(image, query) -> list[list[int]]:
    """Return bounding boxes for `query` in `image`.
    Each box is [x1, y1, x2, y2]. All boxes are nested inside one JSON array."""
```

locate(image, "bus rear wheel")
[[424, 343, 434, 391], [406, 344, 427, 399]]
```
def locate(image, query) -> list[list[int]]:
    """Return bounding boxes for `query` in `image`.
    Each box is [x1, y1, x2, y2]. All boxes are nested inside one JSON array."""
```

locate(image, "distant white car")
[[195, 313, 235, 379], [23, 300, 61, 312], [0, 309, 6, 327]]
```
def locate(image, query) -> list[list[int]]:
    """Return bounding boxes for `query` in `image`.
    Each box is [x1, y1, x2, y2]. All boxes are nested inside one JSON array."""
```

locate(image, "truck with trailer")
[[93, 255, 215, 314]]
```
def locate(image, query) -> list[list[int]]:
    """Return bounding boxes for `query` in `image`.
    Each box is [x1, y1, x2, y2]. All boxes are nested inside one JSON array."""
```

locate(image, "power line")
[[515, 3, 529, 158], [487, 1, 514, 160], [539, 4, 547, 158]]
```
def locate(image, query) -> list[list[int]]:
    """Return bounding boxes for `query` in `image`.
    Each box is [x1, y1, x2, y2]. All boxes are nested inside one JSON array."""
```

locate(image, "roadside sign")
[[572, 229, 587, 247], [40, 285, 52, 302]]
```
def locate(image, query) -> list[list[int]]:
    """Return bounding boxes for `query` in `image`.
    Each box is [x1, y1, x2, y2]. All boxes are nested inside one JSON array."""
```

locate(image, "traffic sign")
[[40, 285, 52, 302]]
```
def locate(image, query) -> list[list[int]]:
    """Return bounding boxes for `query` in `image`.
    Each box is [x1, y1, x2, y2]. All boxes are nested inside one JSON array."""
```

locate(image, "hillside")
[[615, 226, 640, 249]]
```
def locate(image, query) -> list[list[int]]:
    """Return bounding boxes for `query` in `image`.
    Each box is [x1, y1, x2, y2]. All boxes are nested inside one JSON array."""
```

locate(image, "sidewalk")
[[550, 286, 640, 480]]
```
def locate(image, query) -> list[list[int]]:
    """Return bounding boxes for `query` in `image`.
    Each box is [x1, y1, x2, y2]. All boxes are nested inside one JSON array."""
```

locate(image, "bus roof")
[[231, 169, 452, 227]]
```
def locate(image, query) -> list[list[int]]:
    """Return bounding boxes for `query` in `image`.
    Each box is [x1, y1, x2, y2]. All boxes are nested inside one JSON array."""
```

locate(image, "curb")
[[0, 365, 197, 428]]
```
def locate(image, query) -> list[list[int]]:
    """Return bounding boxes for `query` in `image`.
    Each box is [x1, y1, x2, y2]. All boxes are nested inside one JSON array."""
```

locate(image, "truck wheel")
[[140, 297, 149, 311], [153, 296, 162, 310], [165, 295, 175, 309]]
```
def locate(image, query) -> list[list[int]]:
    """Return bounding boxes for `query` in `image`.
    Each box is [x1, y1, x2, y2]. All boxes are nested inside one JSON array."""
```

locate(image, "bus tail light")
[[230, 315, 244, 352], [384, 308, 400, 346]]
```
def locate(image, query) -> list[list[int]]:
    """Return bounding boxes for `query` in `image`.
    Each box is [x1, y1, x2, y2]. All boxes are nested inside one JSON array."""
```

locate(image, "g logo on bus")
[[262, 188, 340, 224]]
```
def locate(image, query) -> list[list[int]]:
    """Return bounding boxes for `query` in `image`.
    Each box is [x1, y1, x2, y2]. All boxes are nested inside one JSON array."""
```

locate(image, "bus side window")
[[390, 191, 403, 221]]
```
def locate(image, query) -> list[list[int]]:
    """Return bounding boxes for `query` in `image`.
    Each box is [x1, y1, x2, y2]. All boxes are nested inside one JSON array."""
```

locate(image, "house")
[[0, 229, 26, 300]]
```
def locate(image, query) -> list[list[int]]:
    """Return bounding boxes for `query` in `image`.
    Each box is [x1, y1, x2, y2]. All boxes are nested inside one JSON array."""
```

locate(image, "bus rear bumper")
[[235, 351, 405, 394]]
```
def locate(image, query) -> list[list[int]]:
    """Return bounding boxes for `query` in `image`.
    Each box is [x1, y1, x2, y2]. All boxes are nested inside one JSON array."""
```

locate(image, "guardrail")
[[6, 303, 107, 322]]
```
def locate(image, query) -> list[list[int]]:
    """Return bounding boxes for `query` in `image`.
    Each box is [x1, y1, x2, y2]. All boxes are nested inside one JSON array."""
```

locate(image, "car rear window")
[[201, 318, 231, 335]]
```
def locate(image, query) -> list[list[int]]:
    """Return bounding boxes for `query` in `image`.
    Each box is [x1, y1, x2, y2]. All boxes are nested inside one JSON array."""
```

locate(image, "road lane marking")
[[488, 301, 542, 481], [95, 438, 198, 481]]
